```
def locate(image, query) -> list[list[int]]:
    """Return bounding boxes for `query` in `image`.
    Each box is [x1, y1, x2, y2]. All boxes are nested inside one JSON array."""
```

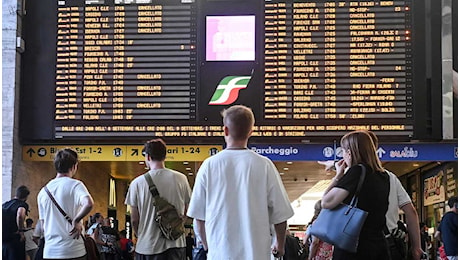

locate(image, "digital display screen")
[[263, 0, 412, 135], [54, 0, 197, 123], [206, 15, 256, 61], [19, 0, 433, 142]]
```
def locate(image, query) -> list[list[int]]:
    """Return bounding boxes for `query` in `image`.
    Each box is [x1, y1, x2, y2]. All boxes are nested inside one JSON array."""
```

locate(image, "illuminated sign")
[[249, 143, 458, 161], [263, 0, 412, 126], [20, 0, 432, 142], [22, 145, 222, 161], [54, 1, 197, 123], [423, 170, 445, 206]]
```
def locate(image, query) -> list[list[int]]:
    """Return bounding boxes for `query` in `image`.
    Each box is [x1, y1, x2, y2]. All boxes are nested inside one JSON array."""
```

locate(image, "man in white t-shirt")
[[187, 105, 294, 259], [37, 148, 94, 260], [365, 131, 423, 260], [125, 138, 191, 259], [385, 170, 423, 260]]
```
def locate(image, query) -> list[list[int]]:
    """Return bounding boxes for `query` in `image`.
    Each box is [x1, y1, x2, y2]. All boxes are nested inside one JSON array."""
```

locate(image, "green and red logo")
[[209, 76, 251, 105]]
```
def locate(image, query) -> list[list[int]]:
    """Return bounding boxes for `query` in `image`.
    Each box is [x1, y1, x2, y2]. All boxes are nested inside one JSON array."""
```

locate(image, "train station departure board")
[[55, 0, 196, 121], [264, 1, 411, 121], [20, 0, 431, 142]]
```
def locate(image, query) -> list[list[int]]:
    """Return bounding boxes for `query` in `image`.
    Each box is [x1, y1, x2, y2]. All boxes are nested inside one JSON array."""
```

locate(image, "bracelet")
[[333, 177, 340, 182]]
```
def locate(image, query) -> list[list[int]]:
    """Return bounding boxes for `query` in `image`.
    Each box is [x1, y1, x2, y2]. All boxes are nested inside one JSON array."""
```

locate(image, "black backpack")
[[2, 199, 26, 242], [284, 235, 305, 260]]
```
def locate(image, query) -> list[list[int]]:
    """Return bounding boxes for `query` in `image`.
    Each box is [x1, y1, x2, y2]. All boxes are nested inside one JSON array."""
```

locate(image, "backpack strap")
[[144, 173, 159, 197]]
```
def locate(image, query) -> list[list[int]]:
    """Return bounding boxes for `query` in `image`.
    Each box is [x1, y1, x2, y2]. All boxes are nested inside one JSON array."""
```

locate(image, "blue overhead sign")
[[249, 143, 458, 161], [375, 143, 458, 161], [249, 144, 332, 161]]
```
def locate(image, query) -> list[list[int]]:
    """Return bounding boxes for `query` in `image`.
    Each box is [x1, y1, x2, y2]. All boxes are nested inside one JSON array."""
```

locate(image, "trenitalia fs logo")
[[208, 76, 252, 105]]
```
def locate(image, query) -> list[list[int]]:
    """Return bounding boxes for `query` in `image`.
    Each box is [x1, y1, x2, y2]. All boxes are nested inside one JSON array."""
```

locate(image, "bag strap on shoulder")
[[44, 186, 87, 241], [349, 164, 366, 207], [143, 173, 160, 197], [44, 186, 72, 225]]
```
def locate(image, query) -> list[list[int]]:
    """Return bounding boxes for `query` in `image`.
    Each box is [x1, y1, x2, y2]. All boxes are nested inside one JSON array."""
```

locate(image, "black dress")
[[333, 164, 390, 260]]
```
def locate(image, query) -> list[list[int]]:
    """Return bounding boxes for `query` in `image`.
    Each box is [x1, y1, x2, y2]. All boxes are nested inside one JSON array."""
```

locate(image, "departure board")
[[54, 0, 196, 122], [21, 0, 428, 141], [264, 0, 412, 129]]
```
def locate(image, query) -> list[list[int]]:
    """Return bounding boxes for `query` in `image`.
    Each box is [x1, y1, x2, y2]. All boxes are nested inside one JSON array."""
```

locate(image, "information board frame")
[[19, 0, 443, 143]]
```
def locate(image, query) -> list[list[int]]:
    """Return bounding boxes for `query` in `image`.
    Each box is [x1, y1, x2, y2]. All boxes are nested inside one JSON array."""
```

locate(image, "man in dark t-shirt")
[[2, 185, 30, 260], [435, 196, 458, 258]]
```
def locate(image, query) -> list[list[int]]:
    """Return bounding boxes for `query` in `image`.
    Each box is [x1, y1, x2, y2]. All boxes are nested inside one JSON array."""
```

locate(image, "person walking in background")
[[307, 201, 333, 260], [321, 131, 390, 260], [192, 219, 206, 260], [420, 222, 431, 258], [32, 219, 44, 260], [125, 138, 191, 259], [87, 212, 107, 259], [185, 232, 194, 260], [435, 196, 458, 260], [187, 105, 294, 259], [2, 185, 30, 260], [37, 148, 94, 260], [100, 218, 120, 260], [303, 224, 311, 254], [384, 166, 422, 260], [364, 130, 423, 260], [119, 230, 134, 260], [24, 218, 38, 260], [284, 230, 305, 260]]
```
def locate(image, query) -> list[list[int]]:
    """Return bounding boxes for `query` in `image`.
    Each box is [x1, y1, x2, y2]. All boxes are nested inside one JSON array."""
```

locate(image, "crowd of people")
[[2, 105, 458, 260]]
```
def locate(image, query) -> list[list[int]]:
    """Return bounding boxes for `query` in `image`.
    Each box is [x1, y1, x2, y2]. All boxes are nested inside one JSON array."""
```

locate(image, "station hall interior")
[[2, 0, 458, 257], [105, 159, 433, 201], [16, 155, 456, 234]]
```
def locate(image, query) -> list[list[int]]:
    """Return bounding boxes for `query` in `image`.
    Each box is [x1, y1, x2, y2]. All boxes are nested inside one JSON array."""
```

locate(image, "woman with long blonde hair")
[[321, 131, 390, 260]]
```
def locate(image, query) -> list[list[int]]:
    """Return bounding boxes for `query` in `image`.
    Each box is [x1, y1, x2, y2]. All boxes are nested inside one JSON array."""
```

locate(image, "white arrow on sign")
[[376, 147, 386, 158]]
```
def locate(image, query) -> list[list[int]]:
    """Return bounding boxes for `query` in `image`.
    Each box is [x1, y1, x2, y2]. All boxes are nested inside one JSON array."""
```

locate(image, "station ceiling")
[[89, 160, 434, 201]]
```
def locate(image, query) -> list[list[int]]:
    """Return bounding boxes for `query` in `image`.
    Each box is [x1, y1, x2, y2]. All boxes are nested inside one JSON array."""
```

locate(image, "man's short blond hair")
[[221, 105, 255, 141]]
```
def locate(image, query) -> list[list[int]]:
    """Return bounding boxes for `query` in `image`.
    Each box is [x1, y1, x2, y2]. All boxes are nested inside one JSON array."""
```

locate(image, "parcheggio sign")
[[250, 146, 299, 156], [247, 143, 457, 162], [249, 144, 344, 161], [248, 144, 330, 161]]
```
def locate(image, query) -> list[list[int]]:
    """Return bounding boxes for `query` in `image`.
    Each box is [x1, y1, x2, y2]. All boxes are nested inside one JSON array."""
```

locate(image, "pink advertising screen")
[[206, 15, 256, 61]]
